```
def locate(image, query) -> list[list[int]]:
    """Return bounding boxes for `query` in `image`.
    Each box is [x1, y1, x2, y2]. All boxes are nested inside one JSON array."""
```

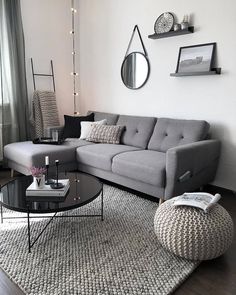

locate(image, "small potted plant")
[[30, 166, 46, 189]]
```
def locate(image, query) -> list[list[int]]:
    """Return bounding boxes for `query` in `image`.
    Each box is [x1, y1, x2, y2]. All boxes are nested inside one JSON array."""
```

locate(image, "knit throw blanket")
[[32, 91, 60, 138]]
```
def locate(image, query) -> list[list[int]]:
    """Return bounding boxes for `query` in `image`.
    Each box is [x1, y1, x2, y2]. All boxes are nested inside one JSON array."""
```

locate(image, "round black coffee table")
[[0, 172, 103, 252]]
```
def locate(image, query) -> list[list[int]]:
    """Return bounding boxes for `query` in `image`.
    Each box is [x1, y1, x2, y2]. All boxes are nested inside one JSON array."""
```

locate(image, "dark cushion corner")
[[62, 113, 94, 139]]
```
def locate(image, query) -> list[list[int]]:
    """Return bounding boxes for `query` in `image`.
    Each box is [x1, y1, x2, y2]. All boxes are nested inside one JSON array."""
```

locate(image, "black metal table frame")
[[0, 186, 103, 253]]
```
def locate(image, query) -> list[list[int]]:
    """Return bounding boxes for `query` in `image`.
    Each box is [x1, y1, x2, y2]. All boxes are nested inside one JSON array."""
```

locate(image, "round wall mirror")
[[121, 52, 150, 90]]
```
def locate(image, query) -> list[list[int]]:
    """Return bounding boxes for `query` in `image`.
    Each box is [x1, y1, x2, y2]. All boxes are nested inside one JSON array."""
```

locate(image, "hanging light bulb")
[[70, 0, 79, 115]]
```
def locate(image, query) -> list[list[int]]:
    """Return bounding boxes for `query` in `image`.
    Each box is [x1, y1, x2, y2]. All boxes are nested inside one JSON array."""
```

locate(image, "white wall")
[[21, 0, 79, 122], [78, 0, 236, 190], [20, 0, 236, 191]]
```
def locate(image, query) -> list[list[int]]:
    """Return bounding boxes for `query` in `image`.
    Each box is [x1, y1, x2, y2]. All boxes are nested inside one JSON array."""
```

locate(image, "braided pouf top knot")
[[154, 199, 234, 260]]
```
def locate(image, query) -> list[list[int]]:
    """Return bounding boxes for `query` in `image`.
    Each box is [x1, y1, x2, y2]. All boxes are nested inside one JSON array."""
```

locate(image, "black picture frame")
[[175, 42, 216, 74]]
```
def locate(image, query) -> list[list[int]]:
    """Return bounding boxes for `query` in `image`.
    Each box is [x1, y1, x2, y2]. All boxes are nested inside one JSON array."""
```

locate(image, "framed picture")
[[176, 43, 216, 73]]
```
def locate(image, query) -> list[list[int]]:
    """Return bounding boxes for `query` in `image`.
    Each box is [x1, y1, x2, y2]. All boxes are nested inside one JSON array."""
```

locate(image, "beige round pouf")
[[154, 199, 234, 260]]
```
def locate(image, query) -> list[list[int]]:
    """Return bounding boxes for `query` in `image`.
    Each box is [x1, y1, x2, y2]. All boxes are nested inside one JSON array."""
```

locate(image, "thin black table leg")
[[27, 209, 31, 253], [0, 204, 3, 223], [101, 185, 104, 221]]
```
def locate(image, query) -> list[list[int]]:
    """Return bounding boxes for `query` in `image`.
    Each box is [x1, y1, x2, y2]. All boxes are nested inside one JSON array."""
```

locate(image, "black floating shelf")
[[148, 26, 194, 39], [170, 68, 222, 77]]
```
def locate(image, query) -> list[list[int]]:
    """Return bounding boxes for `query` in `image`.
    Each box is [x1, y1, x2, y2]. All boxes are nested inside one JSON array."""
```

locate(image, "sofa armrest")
[[165, 139, 221, 199], [44, 126, 64, 138]]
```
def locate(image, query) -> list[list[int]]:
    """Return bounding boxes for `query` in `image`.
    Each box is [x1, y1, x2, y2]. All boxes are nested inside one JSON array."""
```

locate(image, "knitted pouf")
[[154, 199, 234, 260]]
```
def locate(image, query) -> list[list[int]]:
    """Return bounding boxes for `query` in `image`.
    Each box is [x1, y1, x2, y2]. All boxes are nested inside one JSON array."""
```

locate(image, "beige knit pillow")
[[86, 124, 124, 144]]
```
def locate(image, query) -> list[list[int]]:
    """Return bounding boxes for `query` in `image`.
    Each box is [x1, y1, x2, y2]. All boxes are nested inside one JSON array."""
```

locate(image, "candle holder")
[[45, 164, 54, 185], [50, 160, 64, 189]]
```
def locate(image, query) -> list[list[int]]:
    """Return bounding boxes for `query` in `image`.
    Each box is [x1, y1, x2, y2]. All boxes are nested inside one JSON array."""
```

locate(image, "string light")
[[71, 0, 79, 115]]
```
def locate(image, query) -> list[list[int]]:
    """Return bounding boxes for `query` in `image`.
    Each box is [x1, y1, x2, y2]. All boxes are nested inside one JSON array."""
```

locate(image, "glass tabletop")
[[0, 172, 102, 214]]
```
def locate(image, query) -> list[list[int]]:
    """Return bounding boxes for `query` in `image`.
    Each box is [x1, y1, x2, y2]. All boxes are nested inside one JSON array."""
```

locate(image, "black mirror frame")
[[121, 51, 150, 90], [121, 25, 150, 90]]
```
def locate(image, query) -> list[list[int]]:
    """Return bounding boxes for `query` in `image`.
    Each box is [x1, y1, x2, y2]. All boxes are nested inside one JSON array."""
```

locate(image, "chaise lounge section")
[[4, 111, 221, 202]]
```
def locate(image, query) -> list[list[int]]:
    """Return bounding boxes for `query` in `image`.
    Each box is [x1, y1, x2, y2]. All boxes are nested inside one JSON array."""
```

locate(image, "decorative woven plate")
[[154, 12, 174, 34]]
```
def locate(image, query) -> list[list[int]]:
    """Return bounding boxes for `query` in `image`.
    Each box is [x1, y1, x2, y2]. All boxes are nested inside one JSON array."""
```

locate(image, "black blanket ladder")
[[30, 58, 56, 92]]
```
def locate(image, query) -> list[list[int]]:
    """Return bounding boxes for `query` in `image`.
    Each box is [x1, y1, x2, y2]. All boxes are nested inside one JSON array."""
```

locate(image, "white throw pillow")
[[79, 119, 107, 139]]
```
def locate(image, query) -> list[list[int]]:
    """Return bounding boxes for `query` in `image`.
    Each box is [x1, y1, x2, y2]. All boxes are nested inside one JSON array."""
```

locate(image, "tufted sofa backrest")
[[148, 118, 210, 152], [116, 115, 156, 149], [88, 111, 119, 125]]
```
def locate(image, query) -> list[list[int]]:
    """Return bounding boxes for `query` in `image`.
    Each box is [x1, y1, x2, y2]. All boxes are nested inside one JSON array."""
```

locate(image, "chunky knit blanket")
[[31, 90, 60, 138]]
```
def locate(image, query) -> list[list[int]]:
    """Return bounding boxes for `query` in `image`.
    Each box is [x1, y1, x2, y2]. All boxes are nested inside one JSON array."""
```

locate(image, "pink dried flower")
[[30, 166, 46, 177]]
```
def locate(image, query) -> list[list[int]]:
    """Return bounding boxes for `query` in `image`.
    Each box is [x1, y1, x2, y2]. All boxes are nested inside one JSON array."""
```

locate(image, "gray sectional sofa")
[[4, 111, 221, 202]]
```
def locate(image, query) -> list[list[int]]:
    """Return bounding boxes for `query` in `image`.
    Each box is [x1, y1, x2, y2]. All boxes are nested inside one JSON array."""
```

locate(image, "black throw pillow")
[[62, 113, 94, 139]]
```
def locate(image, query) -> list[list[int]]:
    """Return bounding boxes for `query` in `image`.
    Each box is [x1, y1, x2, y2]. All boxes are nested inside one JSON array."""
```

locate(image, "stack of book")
[[26, 179, 70, 197]]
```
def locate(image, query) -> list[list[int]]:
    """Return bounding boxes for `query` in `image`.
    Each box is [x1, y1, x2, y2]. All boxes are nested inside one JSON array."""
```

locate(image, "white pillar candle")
[[45, 156, 49, 166]]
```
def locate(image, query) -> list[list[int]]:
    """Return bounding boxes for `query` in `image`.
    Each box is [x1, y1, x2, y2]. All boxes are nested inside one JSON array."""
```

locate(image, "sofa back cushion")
[[88, 111, 119, 125], [116, 115, 156, 149], [148, 118, 210, 152]]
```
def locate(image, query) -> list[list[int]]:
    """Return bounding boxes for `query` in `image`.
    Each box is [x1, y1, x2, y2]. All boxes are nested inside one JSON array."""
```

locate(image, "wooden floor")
[[0, 170, 235, 295]]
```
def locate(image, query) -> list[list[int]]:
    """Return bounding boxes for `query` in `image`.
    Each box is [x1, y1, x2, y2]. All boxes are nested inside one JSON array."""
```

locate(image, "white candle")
[[45, 156, 49, 166]]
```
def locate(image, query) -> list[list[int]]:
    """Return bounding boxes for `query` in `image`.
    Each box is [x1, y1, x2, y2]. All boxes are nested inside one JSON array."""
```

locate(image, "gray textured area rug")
[[0, 185, 199, 295]]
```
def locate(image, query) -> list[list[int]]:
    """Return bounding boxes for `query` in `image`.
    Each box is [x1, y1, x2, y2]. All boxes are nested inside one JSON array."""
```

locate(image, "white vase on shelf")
[[181, 15, 189, 30]]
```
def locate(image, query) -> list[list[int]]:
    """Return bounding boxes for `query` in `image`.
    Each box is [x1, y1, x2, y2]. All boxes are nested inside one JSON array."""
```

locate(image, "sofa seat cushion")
[[76, 144, 140, 171], [4, 139, 93, 169], [112, 150, 166, 187]]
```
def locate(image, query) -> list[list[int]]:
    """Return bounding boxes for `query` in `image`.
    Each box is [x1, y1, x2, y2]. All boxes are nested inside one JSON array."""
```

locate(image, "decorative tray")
[[32, 137, 65, 145]]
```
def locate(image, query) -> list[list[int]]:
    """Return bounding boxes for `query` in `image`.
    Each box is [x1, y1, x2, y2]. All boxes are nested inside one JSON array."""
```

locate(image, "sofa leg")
[[10, 169, 14, 178], [159, 197, 164, 206]]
